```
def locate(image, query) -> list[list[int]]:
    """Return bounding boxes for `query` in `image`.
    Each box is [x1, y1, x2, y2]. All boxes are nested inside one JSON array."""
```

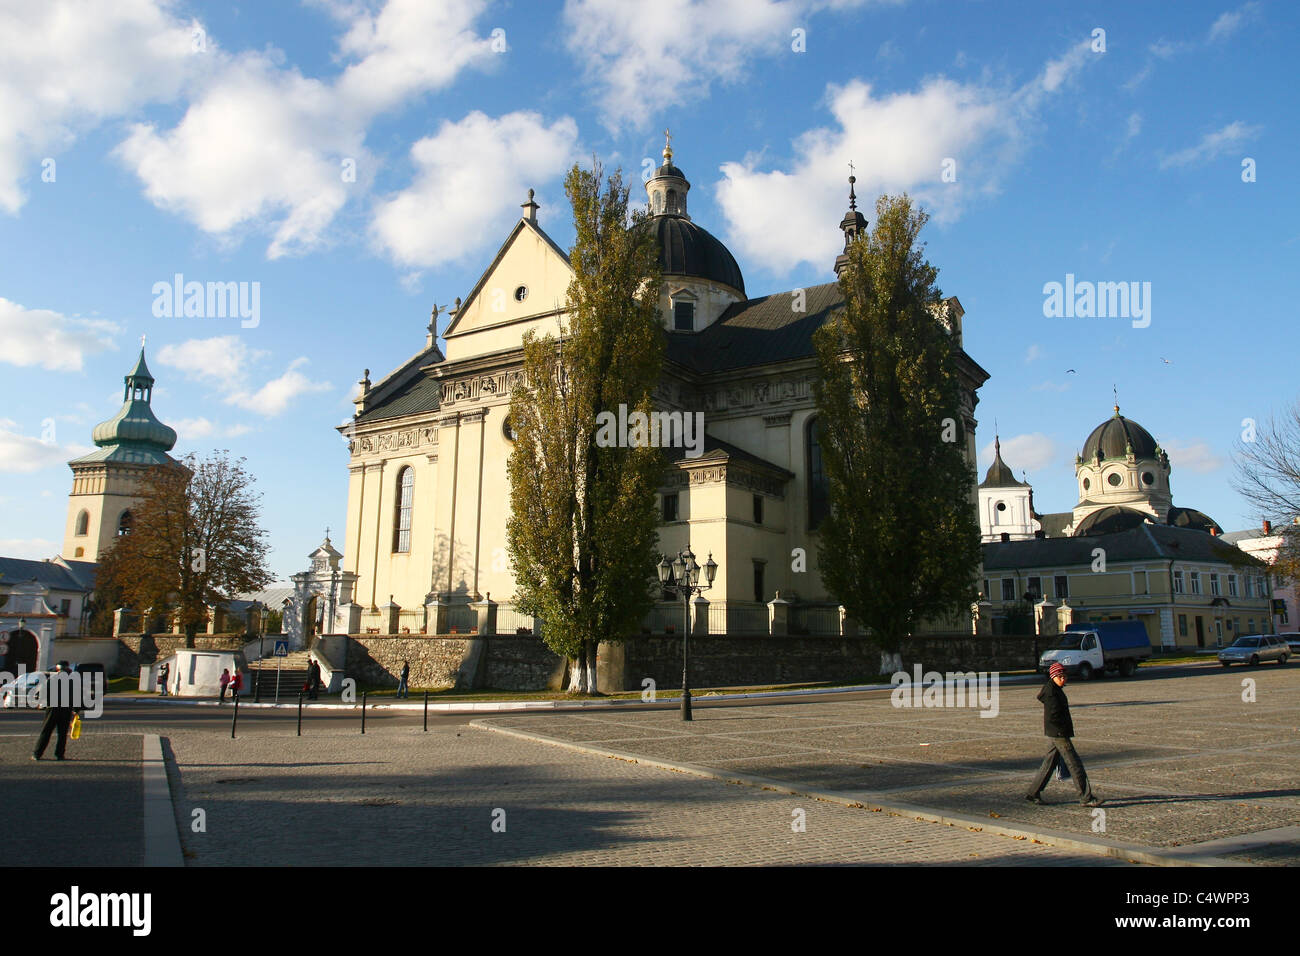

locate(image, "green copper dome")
[[81, 348, 178, 464]]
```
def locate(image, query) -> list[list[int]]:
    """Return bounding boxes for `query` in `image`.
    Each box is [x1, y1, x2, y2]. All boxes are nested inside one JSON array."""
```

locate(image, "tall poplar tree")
[[506, 162, 664, 693], [812, 194, 981, 672]]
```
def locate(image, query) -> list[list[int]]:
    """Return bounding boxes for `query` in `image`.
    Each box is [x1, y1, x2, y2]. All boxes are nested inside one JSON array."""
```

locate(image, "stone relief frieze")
[[684, 376, 813, 415], [440, 370, 525, 407], [350, 425, 439, 458]]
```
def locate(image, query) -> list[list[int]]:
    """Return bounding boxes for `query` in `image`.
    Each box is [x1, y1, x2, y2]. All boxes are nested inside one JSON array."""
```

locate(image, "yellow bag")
[[69, 714, 82, 740]]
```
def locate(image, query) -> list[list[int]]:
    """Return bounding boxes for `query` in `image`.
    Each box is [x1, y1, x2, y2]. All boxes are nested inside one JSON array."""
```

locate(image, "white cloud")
[[370, 111, 580, 269], [0, 538, 60, 560], [980, 433, 1057, 476], [1208, 3, 1261, 43], [1159, 121, 1259, 169], [715, 39, 1095, 274], [229, 358, 332, 416], [111, 0, 498, 258], [0, 419, 90, 473], [1024, 344, 1044, 363], [0, 0, 199, 214], [156, 337, 329, 417], [172, 417, 253, 441], [1162, 438, 1225, 474], [0, 298, 120, 371], [157, 336, 266, 384], [561, 0, 893, 132]]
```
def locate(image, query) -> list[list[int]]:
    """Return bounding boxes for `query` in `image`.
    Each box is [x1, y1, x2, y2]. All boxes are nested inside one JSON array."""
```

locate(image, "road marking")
[[142, 734, 184, 867]]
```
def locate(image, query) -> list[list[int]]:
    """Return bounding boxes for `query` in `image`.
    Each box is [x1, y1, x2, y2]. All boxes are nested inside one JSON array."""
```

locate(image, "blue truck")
[[1038, 621, 1152, 679]]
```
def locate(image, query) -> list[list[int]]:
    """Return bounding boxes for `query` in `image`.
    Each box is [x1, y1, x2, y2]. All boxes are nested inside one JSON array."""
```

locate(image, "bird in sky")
[[1160, 357, 1172, 365], [1065, 369, 1077, 374]]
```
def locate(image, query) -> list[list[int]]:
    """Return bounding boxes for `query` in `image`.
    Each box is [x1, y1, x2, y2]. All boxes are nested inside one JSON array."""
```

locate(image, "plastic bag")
[[1055, 759, 1070, 782], [69, 714, 82, 740]]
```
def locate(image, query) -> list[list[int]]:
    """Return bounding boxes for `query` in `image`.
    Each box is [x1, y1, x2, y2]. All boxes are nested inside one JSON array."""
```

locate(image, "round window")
[[1142, 471, 1155, 485], [996, 502, 1007, 512], [502, 415, 517, 441], [514, 285, 528, 301], [1107, 473, 1122, 487]]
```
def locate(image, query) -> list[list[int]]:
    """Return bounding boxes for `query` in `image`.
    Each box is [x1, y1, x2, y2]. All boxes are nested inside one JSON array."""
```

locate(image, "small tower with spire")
[[977, 433, 1042, 542], [645, 129, 691, 219], [62, 345, 180, 561], [834, 164, 868, 277]]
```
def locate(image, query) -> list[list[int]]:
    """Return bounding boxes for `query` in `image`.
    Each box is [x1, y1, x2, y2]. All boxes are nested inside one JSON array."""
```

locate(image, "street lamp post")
[[254, 602, 267, 703], [657, 547, 718, 721]]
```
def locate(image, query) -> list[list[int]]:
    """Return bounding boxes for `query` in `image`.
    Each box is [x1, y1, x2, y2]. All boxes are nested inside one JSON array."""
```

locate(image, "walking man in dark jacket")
[[33, 661, 79, 761], [1027, 662, 1102, 806]]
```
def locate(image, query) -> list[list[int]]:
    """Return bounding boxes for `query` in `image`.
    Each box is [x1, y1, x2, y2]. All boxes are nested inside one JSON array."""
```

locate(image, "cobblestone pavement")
[[163, 725, 1134, 866], [0, 730, 143, 866], [478, 664, 1300, 865]]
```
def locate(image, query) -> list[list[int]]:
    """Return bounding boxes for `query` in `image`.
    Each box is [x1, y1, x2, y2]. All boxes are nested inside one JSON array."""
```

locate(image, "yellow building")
[[338, 143, 990, 635]]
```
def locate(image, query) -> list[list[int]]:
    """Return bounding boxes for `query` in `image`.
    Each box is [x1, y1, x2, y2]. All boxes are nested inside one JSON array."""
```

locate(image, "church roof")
[[74, 348, 177, 467], [1081, 407, 1159, 460], [979, 438, 1027, 488], [1037, 512, 1074, 538], [666, 282, 843, 372], [984, 523, 1265, 572], [663, 433, 794, 477], [0, 557, 91, 593], [353, 363, 442, 424], [633, 215, 745, 294]]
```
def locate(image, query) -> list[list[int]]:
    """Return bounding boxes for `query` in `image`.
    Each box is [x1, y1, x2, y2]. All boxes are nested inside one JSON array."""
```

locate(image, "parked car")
[[0, 672, 45, 708], [1218, 634, 1289, 667], [1277, 632, 1300, 655]]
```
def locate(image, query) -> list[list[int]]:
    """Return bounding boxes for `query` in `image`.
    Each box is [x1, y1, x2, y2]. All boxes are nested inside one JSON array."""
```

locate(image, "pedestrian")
[[1027, 662, 1102, 807], [157, 661, 170, 697], [397, 660, 410, 699], [230, 668, 243, 703], [308, 659, 321, 700], [33, 661, 80, 761], [219, 667, 231, 704]]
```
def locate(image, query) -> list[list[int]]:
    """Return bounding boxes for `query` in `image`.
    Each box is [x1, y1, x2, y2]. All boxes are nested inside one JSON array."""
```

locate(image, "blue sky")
[[1, 0, 1295, 579]]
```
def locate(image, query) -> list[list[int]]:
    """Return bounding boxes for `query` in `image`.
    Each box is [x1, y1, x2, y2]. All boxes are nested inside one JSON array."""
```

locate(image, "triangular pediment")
[[442, 218, 574, 361]]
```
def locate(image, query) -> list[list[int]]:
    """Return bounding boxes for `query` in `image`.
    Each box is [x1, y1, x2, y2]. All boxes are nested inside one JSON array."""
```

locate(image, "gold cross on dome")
[[140, 333, 147, 348]]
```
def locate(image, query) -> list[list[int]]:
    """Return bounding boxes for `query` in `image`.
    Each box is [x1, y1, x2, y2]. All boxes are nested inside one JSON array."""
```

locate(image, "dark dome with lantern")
[[1081, 407, 1159, 460], [1167, 506, 1222, 535], [633, 215, 745, 295]]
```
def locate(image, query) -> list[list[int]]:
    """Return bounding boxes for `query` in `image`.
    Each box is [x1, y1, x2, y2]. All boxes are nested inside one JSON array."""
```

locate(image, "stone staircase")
[[247, 650, 316, 699]]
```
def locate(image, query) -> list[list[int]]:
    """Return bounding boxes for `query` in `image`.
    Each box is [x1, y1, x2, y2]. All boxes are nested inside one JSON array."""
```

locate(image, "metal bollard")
[[361, 691, 367, 734], [424, 690, 429, 732], [297, 692, 303, 736], [231, 693, 239, 739]]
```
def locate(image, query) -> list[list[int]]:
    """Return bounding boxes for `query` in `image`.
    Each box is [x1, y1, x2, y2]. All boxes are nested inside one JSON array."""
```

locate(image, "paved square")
[[476, 664, 1300, 865]]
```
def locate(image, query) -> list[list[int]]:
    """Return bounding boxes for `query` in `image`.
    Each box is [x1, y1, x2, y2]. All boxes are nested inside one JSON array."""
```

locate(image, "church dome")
[[1074, 506, 1152, 536], [979, 437, 1026, 489], [91, 348, 177, 453], [1167, 506, 1222, 534], [634, 215, 745, 294], [1081, 407, 1159, 460]]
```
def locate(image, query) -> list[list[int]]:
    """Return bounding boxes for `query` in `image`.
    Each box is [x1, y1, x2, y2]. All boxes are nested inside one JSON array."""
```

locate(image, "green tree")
[[96, 451, 273, 647], [506, 161, 665, 693], [812, 194, 982, 671]]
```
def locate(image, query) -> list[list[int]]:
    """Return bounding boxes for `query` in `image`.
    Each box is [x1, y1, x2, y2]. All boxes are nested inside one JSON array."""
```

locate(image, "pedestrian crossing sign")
[[273, 640, 289, 657]]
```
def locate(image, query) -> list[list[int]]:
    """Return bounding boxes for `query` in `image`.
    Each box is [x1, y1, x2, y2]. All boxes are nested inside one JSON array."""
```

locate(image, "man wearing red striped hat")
[[1026, 661, 1103, 807]]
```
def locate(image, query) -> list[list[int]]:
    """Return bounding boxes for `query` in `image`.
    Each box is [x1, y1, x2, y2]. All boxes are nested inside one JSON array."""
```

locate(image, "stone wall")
[[337, 632, 1041, 692], [115, 633, 250, 676]]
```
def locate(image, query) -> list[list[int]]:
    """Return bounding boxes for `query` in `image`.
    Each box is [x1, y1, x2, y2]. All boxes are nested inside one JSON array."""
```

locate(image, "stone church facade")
[[339, 142, 990, 636]]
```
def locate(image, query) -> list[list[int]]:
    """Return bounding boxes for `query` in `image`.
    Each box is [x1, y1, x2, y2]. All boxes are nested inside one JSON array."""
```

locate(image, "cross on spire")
[[663, 127, 673, 162], [140, 333, 147, 349]]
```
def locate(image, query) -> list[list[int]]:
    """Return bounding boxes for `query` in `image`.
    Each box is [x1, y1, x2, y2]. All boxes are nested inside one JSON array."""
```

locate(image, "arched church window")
[[807, 418, 830, 531], [653, 191, 663, 214], [667, 189, 677, 213], [75, 510, 89, 536], [393, 467, 414, 553], [117, 511, 133, 536]]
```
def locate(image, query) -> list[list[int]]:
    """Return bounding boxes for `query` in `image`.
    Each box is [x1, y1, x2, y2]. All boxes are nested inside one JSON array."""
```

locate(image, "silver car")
[[1218, 634, 1290, 666]]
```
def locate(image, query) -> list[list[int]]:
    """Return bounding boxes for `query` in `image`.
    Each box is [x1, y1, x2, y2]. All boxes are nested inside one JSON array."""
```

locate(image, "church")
[[337, 139, 991, 637], [978, 406, 1271, 647]]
